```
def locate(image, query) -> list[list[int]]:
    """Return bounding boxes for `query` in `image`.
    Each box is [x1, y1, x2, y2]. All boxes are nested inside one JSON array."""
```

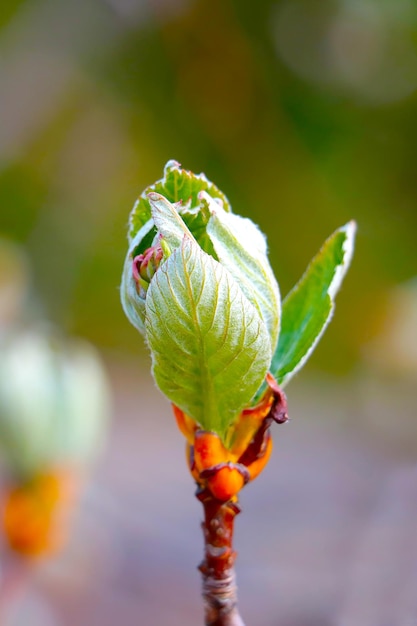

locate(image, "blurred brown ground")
[[6, 359, 415, 626]]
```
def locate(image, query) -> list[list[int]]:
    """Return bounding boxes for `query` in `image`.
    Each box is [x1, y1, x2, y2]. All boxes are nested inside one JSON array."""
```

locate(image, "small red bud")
[[132, 244, 163, 297]]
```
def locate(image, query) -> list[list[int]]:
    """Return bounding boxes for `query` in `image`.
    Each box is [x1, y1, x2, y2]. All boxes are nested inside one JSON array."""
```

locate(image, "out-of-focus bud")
[[3, 471, 77, 557], [0, 329, 110, 479], [0, 328, 110, 556]]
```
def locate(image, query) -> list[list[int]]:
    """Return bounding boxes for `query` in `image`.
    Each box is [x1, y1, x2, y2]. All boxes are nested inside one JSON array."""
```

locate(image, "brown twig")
[[197, 488, 246, 626], [190, 377, 289, 625]]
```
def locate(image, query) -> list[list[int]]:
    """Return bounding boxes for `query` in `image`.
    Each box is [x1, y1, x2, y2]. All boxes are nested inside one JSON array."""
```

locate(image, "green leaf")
[[204, 193, 281, 352], [145, 238, 271, 440], [180, 203, 217, 257], [148, 192, 195, 250], [129, 160, 231, 241], [270, 221, 356, 387]]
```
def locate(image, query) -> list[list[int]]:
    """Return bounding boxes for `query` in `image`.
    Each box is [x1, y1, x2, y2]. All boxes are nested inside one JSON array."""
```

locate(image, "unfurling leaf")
[[145, 239, 271, 439], [121, 160, 356, 444], [129, 160, 231, 241]]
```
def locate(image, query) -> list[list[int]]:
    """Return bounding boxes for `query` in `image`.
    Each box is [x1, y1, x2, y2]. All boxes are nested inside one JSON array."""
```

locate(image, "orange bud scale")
[[172, 375, 284, 503]]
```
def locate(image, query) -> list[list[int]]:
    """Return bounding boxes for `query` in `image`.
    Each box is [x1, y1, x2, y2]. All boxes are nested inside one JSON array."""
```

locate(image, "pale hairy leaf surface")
[[129, 160, 231, 241], [270, 221, 356, 388], [145, 238, 271, 440], [121, 194, 195, 335], [204, 193, 281, 352], [148, 192, 195, 250]]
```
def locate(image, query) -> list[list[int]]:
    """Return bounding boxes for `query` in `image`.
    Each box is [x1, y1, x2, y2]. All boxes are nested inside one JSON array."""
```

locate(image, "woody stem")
[[197, 489, 246, 626]]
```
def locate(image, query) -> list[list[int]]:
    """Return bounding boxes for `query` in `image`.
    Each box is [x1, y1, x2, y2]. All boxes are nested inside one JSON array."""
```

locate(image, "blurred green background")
[[1, 0, 416, 373], [1, 1, 417, 624]]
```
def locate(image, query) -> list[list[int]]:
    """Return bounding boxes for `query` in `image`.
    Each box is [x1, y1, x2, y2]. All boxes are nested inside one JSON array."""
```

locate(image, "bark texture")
[[198, 490, 246, 626]]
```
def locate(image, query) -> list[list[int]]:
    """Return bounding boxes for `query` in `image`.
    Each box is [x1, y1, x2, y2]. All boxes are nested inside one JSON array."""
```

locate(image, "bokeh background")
[[1, 0, 417, 624]]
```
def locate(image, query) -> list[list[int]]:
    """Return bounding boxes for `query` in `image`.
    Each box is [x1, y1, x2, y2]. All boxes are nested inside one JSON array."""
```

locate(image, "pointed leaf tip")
[[128, 161, 231, 240], [269, 221, 356, 387], [148, 192, 195, 250], [328, 220, 356, 299]]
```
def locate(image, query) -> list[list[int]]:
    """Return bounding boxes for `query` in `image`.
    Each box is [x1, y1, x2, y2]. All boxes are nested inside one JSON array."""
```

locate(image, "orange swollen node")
[[206, 466, 246, 502], [2, 471, 77, 558], [174, 406, 275, 502]]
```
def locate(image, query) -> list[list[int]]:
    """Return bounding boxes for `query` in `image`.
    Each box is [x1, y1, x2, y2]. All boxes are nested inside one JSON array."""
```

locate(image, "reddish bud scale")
[[186, 443, 200, 482], [228, 392, 274, 460], [246, 432, 273, 481], [172, 375, 288, 502]]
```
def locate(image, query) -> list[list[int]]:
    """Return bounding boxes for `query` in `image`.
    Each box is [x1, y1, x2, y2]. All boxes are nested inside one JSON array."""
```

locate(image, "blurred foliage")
[[0, 327, 110, 480], [0, 0, 416, 375]]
